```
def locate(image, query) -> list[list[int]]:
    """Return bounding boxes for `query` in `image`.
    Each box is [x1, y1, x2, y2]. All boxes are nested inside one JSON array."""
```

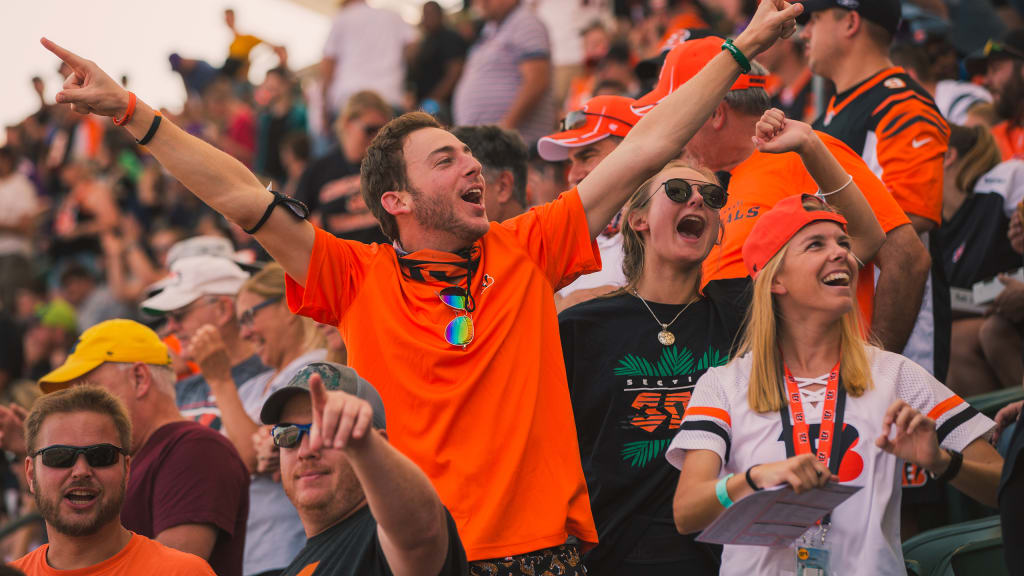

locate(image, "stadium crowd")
[[1, 0, 1024, 574]]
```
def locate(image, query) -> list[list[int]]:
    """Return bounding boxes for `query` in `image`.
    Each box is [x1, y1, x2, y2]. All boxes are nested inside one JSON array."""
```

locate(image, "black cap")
[[260, 362, 387, 429], [965, 30, 1024, 78], [796, 0, 902, 37]]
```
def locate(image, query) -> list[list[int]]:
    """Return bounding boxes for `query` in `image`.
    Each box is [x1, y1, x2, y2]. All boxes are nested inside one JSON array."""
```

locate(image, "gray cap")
[[260, 362, 386, 430]]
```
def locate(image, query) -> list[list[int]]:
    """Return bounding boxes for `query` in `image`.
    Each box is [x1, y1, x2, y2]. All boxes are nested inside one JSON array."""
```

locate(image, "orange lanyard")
[[784, 361, 841, 468]]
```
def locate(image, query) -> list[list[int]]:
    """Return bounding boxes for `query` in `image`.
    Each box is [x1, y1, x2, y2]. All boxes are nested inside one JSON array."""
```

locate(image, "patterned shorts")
[[469, 543, 587, 576]]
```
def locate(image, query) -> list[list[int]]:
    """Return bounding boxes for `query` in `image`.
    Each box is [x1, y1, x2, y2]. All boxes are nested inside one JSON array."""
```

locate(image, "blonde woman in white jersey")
[[667, 112, 1004, 576]]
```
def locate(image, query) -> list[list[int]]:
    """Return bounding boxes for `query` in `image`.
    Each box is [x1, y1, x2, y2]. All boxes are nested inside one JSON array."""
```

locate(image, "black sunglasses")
[[238, 296, 282, 327], [33, 444, 128, 468], [640, 178, 728, 210], [559, 109, 636, 132], [271, 423, 312, 449]]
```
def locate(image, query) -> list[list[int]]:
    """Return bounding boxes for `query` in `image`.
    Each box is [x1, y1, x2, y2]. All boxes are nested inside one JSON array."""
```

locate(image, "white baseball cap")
[[141, 256, 250, 315]]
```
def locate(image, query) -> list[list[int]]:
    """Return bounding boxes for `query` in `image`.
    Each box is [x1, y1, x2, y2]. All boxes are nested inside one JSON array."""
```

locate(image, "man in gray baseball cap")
[[260, 362, 467, 576]]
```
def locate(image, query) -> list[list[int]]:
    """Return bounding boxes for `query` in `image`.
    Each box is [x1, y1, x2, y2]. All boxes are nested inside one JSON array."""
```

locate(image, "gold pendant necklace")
[[632, 289, 698, 346]]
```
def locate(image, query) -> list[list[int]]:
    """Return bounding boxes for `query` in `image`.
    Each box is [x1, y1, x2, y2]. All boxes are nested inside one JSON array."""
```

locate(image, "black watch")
[[928, 449, 964, 483]]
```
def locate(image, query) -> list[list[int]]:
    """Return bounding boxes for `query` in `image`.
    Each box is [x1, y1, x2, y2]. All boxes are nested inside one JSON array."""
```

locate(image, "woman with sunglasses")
[[558, 108, 886, 576], [667, 190, 1005, 573], [191, 262, 326, 576]]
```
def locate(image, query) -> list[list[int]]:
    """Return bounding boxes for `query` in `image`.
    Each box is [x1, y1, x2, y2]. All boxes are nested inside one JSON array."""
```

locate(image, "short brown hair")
[[25, 386, 132, 455], [339, 90, 393, 127], [361, 112, 443, 241]]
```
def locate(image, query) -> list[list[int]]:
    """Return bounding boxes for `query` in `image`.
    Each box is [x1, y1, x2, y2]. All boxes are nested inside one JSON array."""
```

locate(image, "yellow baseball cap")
[[39, 319, 172, 394]]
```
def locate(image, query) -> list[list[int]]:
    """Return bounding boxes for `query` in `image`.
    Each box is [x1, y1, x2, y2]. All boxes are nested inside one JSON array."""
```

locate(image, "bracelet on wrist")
[[136, 112, 162, 146], [929, 449, 964, 483], [716, 473, 736, 509], [816, 174, 854, 198], [746, 466, 762, 491], [112, 91, 137, 127], [721, 39, 752, 73]]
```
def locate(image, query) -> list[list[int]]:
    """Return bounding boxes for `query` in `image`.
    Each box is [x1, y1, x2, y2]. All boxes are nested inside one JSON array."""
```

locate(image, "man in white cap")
[[141, 255, 271, 431]]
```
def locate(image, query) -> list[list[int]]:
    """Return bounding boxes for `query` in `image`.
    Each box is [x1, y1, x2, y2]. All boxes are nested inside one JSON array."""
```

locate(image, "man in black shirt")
[[260, 362, 468, 576], [408, 1, 467, 118]]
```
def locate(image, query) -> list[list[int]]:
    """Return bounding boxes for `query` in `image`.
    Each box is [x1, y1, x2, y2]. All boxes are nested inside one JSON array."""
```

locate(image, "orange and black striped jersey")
[[813, 67, 949, 226]]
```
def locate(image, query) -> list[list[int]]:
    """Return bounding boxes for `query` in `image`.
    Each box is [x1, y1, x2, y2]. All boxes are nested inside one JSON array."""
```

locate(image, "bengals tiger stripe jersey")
[[813, 66, 949, 226]]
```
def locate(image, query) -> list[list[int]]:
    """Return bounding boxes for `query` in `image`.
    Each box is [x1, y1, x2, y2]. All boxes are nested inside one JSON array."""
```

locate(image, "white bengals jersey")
[[667, 347, 993, 576]]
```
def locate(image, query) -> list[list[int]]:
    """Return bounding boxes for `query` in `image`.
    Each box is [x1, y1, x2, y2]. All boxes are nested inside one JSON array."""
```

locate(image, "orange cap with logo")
[[537, 95, 641, 162], [632, 36, 770, 115], [742, 194, 848, 279]]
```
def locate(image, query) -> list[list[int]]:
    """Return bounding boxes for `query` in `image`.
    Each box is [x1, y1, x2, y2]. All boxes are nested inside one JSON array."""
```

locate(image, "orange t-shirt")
[[286, 189, 601, 560], [12, 532, 215, 575], [992, 121, 1024, 161], [702, 131, 911, 327]]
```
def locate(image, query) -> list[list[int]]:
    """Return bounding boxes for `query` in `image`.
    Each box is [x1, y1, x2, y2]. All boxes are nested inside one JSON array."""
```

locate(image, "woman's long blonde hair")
[[240, 263, 325, 361], [735, 206, 874, 413]]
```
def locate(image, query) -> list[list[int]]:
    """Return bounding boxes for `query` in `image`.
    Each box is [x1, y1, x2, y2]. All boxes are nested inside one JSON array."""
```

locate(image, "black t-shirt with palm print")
[[558, 279, 749, 575]]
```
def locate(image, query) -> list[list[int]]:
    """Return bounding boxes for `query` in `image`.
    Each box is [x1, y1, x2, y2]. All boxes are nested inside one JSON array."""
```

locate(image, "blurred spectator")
[[891, 42, 993, 125], [564, 21, 613, 112], [408, 1, 467, 119], [0, 147, 38, 315], [11, 386, 217, 575], [526, 149, 566, 206], [967, 101, 1003, 128], [939, 125, 1021, 395], [259, 362, 469, 576], [295, 91, 392, 244], [169, 54, 221, 100], [190, 262, 322, 576], [255, 67, 307, 186], [139, 255, 267, 431], [978, 30, 1024, 160], [279, 132, 312, 200], [594, 43, 640, 98], [37, 320, 250, 576], [320, 0, 415, 119], [757, 38, 818, 123], [202, 79, 257, 167], [222, 8, 267, 82], [51, 160, 120, 277], [58, 264, 135, 331], [453, 0, 557, 146], [450, 125, 528, 222], [535, 0, 614, 106]]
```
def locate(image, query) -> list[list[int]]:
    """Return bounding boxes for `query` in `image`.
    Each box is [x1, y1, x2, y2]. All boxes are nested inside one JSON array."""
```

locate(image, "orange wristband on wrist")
[[112, 92, 137, 127]]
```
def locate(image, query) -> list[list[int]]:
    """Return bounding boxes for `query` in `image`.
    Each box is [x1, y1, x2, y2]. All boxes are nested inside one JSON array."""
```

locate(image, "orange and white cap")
[[537, 95, 641, 162], [632, 36, 770, 115]]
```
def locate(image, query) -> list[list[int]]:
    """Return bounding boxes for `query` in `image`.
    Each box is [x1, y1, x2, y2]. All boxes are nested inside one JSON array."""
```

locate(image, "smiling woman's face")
[[771, 220, 859, 320], [631, 166, 722, 270]]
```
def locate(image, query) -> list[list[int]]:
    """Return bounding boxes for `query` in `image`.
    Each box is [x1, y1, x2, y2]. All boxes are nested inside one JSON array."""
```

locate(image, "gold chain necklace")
[[632, 289, 698, 346]]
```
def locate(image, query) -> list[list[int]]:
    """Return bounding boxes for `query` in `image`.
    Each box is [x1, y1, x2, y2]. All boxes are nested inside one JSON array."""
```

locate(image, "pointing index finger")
[[40, 38, 88, 70]]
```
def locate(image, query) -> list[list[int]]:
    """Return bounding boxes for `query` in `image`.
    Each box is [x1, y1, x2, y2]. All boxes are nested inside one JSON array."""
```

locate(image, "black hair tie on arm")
[[244, 189, 310, 235]]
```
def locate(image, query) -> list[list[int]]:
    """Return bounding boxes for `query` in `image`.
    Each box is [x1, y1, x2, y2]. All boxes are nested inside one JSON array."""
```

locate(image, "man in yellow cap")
[[36, 319, 251, 576]]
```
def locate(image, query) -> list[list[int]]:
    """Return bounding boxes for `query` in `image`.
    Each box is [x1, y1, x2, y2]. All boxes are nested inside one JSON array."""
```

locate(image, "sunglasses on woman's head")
[[32, 444, 127, 468], [641, 178, 728, 210], [438, 287, 474, 347], [271, 423, 312, 449]]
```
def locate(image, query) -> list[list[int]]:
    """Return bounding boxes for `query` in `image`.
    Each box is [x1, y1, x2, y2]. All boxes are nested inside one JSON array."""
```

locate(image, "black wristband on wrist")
[[136, 112, 162, 146], [930, 449, 964, 483], [746, 465, 762, 491], [244, 189, 310, 235]]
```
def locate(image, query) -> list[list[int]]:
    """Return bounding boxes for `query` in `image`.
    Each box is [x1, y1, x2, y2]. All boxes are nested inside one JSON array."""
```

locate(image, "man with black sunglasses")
[[36, 319, 250, 576], [12, 385, 215, 575], [40, 2, 802, 571], [259, 362, 468, 576]]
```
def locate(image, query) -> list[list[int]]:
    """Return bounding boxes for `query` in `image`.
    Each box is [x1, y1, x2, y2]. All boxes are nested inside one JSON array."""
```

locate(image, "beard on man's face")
[[34, 470, 126, 538], [995, 70, 1024, 122], [407, 182, 490, 244]]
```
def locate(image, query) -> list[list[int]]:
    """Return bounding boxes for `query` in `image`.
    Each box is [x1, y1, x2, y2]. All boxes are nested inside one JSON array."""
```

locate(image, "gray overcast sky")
[[2, 0, 454, 140]]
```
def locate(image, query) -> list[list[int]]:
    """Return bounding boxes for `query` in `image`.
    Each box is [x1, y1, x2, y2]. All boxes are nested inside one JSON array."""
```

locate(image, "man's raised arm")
[[576, 0, 803, 239], [41, 38, 314, 283]]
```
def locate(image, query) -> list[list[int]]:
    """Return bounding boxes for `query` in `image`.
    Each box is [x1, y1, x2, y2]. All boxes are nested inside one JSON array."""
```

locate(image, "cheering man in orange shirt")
[[39, 1, 803, 572]]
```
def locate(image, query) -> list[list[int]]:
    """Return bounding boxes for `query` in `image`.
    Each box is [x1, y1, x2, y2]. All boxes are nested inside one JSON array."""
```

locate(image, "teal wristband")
[[721, 39, 752, 73], [716, 473, 735, 509]]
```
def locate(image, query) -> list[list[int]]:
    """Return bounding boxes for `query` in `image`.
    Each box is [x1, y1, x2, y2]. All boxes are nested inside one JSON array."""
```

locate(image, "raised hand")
[[40, 38, 131, 118], [189, 324, 233, 385], [308, 372, 375, 451], [734, 0, 804, 58], [752, 108, 816, 155], [993, 400, 1023, 445], [0, 403, 27, 456], [748, 453, 832, 494], [875, 399, 943, 471], [253, 426, 282, 482]]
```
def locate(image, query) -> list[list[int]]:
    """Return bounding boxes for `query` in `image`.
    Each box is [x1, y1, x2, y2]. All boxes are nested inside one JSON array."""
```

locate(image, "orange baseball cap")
[[632, 36, 770, 115], [741, 194, 848, 279], [537, 95, 641, 162]]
